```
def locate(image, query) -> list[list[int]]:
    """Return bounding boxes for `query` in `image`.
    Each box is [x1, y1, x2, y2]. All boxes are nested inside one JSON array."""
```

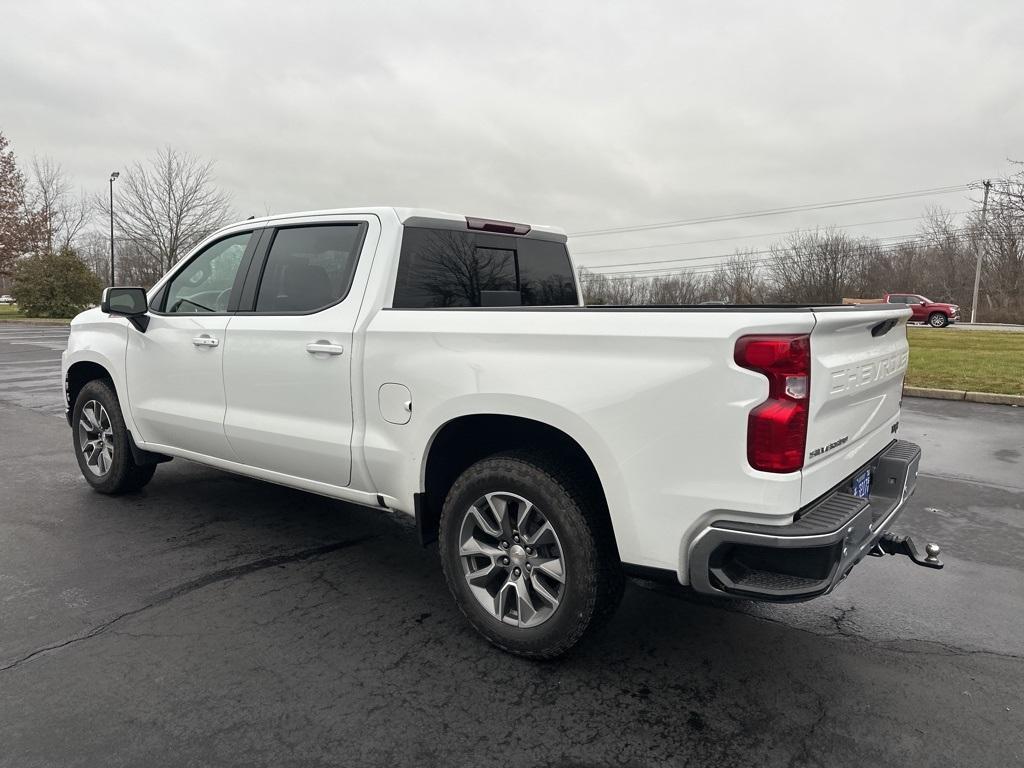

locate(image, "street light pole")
[[109, 171, 120, 286], [970, 179, 991, 324]]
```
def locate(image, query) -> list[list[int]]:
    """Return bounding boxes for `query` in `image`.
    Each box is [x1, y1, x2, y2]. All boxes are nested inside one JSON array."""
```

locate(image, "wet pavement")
[[1, 325, 1022, 767]]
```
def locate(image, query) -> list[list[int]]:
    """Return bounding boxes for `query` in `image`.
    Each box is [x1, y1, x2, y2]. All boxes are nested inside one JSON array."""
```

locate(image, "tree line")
[[0, 130, 232, 316], [2, 127, 1022, 322], [581, 168, 1024, 323]]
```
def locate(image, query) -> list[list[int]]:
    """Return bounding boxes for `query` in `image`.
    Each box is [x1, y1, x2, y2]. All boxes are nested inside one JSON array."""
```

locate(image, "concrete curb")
[[904, 386, 1024, 406]]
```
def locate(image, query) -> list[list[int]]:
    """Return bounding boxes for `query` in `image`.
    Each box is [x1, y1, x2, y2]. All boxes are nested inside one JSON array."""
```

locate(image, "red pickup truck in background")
[[843, 293, 961, 327]]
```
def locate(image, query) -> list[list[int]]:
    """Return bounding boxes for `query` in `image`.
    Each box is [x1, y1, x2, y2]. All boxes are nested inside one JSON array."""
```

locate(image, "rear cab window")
[[392, 227, 578, 308]]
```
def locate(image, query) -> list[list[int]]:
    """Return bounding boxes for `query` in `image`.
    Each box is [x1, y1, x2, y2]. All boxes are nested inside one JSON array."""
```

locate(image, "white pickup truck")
[[62, 207, 941, 658]]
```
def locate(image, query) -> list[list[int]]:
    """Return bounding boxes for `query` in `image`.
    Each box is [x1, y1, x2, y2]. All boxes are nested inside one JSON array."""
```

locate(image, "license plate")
[[851, 469, 872, 499]]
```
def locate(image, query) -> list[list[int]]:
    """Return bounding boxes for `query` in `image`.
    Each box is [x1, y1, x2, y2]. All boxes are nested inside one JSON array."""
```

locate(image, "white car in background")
[[0, 294, 15, 305], [60, 207, 942, 658]]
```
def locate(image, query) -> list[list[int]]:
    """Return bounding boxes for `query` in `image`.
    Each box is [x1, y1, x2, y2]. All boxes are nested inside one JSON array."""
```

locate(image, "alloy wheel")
[[78, 399, 114, 476], [458, 491, 567, 628]]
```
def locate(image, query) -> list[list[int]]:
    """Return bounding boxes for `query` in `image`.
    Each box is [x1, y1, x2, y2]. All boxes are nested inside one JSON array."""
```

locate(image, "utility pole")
[[109, 171, 119, 286], [970, 179, 991, 324]]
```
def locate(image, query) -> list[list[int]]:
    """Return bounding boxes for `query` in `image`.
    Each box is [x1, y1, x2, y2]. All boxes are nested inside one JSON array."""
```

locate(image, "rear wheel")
[[72, 380, 157, 494], [928, 312, 949, 328], [439, 450, 623, 659]]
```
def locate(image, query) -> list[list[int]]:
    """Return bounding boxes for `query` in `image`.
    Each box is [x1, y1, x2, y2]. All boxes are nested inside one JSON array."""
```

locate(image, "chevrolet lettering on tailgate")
[[829, 350, 909, 396]]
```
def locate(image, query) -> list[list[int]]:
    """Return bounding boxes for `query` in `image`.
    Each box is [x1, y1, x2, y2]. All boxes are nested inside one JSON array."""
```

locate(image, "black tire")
[[72, 379, 157, 494], [439, 450, 623, 659], [928, 312, 949, 328]]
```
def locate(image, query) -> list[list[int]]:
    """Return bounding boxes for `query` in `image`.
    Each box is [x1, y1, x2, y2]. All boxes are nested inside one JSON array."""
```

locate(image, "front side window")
[[164, 232, 251, 313], [254, 224, 364, 313], [393, 227, 578, 308]]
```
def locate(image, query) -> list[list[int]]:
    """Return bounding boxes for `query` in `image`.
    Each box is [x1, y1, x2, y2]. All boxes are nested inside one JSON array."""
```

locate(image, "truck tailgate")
[[801, 306, 911, 505]]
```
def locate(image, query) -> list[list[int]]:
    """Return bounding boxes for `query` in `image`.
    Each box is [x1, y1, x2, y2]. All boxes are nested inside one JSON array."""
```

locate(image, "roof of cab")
[[217, 207, 567, 243]]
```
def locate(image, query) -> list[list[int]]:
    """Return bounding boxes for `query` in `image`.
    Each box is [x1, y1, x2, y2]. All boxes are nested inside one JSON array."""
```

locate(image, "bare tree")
[[0, 131, 42, 280], [766, 229, 869, 304], [100, 146, 233, 276], [76, 230, 110, 282], [705, 251, 768, 304], [28, 156, 89, 254]]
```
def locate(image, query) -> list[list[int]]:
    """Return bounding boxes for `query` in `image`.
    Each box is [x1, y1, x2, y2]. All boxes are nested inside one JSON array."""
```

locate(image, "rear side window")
[[392, 227, 578, 308], [255, 224, 364, 313]]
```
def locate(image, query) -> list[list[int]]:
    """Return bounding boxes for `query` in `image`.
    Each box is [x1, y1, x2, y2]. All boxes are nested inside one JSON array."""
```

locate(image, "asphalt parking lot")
[[1, 324, 1022, 767]]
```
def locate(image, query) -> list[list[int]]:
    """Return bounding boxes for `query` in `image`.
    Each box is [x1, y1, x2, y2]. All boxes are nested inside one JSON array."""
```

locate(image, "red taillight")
[[734, 334, 811, 473]]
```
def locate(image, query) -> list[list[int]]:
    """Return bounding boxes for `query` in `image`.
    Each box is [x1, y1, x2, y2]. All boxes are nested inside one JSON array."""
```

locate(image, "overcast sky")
[[2, 0, 1021, 271]]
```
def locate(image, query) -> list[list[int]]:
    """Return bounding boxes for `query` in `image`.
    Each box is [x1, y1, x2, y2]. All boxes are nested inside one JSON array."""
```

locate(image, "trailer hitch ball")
[[869, 533, 944, 569]]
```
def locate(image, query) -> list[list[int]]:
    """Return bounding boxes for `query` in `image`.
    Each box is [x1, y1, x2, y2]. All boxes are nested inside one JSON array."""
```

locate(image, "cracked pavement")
[[1, 327, 1022, 767]]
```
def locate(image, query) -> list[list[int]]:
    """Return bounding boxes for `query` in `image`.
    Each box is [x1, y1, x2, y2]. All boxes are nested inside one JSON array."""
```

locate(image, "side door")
[[222, 216, 379, 487], [909, 295, 930, 321], [126, 229, 260, 459]]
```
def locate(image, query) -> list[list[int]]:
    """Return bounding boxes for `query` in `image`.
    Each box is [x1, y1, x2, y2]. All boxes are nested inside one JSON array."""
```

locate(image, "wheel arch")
[[415, 401, 629, 553], [65, 359, 116, 422]]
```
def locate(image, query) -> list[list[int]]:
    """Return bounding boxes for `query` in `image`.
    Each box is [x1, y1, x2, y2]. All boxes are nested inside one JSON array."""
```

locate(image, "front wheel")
[[928, 312, 949, 328], [439, 450, 623, 659], [72, 380, 157, 494]]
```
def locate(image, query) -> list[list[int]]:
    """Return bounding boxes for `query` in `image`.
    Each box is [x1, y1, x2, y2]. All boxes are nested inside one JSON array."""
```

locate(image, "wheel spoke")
[[468, 503, 502, 538], [466, 561, 499, 587], [514, 499, 536, 533], [532, 556, 565, 584], [524, 520, 557, 548], [484, 494, 514, 538], [515, 581, 538, 626], [82, 407, 99, 432], [459, 537, 503, 559], [492, 581, 516, 621], [530, 573, 561, 609]]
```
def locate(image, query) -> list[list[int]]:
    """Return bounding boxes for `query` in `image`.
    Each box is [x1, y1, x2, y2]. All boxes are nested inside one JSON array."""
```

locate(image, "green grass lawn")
[[906, 327, 1024, 395], [0, 304, 71, 324]]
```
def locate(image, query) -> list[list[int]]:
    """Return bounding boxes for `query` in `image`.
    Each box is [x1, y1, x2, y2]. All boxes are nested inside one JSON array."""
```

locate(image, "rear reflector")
[[735, 334, 811, 473], [466, 216, 531, 235]]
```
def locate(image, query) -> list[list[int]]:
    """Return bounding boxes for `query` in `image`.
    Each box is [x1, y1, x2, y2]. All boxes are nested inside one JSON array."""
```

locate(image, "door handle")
[[192, 335, 219, 347], [306, 341, 344, 356]]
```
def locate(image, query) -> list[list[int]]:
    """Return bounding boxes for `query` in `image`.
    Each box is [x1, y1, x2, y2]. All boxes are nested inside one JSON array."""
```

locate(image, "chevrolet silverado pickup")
[[62, 207, 941, 658], [843, 293, 960, 327]]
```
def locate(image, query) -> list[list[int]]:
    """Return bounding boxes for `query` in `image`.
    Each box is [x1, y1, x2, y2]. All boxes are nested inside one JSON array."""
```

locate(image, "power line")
[[581, 227, 971, 275], [571, 210, 971, 260], [568, 183, 971, 238], [580, 234, 969, 282]]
